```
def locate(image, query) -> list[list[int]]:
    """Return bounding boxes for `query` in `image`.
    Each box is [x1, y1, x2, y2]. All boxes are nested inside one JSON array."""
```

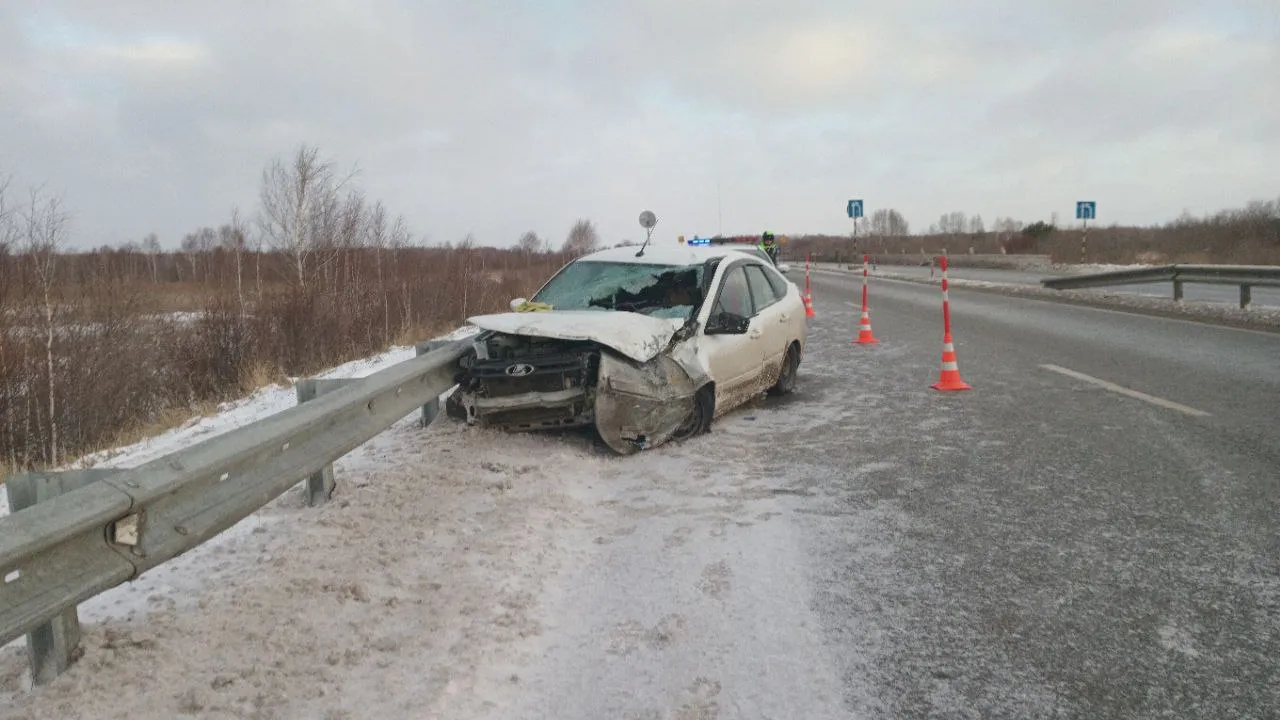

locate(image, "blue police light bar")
[[687, 237, 711, 246]]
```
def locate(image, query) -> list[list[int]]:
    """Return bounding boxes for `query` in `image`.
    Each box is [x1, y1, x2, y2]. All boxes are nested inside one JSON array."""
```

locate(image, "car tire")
[[671, 386, 715, 441], [767, 343, 800, 396]]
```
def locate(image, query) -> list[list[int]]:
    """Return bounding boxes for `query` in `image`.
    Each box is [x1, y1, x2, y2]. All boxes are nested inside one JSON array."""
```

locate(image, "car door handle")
[[749, 327, 763, 339], [779, 313, 790, 322]]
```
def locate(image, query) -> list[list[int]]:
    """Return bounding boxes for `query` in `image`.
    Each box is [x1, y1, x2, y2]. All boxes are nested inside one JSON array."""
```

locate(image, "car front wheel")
[[672, 386, 715, 441]]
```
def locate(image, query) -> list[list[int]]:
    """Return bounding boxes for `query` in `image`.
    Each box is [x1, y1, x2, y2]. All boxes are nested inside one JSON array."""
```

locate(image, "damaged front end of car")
[[593, 349, 704, 454], [446, 332, 601, 432], [446, 329, 708, 455], [445, 255, 722, 454]]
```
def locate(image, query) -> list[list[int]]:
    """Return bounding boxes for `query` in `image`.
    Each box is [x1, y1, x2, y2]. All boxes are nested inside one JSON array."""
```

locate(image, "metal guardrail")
[[1041, 264, 1280, 308], [0, 337, 469, 685]]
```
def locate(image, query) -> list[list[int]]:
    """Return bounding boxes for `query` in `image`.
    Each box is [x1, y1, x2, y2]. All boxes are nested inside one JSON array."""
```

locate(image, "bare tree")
[[887, 209, 910, 238], [179, 231, 201, 282], [993, 217, 1021, 252], [258, 144, 351, 288], [562, 218, 600, 256], [21, 186, 69, 465], [869, 209, 891, 238], [388, 214, 412, 336], [367, 201, 392, 342], [0, 174, 15, 259], [222, 208, 250, 313], [141, 233, 161, 283], [517, 231, 542, 255], [968, 214, 986, 235], [937, 211, 967, 236], [0, 176, 14, 470]]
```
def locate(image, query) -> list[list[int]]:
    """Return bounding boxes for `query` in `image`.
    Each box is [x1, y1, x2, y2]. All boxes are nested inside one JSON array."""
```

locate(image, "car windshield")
[[532, 261, 705, 320]]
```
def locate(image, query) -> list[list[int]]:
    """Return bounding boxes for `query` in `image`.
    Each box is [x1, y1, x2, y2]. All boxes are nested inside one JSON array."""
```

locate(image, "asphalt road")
[[867, 263, 1280, 308], [481, 273, 1279, 719]]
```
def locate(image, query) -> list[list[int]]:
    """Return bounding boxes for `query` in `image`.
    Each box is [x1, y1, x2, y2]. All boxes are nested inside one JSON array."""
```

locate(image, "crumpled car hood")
[[466, 310, 682, 363]]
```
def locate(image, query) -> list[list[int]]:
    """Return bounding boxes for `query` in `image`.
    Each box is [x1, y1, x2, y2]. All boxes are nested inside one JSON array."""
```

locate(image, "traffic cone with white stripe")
[[931, 332, 971, 391], [853, 254, 878, 344], [854, 310, 878, 344], [803, 253, 816, 318], [931, 254, 971, 391]]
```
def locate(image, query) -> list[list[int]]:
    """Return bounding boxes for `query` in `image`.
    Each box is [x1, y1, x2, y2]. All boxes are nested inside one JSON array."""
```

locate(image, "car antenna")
[[636, 210, 657, 257]]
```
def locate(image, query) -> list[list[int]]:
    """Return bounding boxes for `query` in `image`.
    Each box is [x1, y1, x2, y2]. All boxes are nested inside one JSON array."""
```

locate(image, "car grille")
[[470, 351, 595, 398]]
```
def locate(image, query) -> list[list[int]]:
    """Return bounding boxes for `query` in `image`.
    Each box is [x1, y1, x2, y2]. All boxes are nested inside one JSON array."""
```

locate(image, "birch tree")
[[21, 186, 69, 465], [258, 144, 342, 288]]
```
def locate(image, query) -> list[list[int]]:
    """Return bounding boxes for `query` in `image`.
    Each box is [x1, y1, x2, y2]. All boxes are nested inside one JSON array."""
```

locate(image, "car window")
[[712, 266, 753, 318], [761, 263, 789, 298], [532, 261, 704, 320], [744, 264, 781, 311]]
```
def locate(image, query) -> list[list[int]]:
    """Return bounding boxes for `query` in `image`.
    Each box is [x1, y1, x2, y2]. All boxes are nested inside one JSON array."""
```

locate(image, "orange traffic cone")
[[853, 254, 879, 344], [803, 254, 817, 318], [854, 310, 878, 344], [931, 332, 971, 391]]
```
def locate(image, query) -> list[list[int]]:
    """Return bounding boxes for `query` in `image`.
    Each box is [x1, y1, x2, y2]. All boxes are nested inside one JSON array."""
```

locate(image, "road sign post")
[[847, 199, 864, 262], [1076, 201, 1096, 264]]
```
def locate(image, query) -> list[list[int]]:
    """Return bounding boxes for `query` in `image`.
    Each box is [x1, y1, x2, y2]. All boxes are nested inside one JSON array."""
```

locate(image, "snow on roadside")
[[1, 326, 483, 664], [1050, 262, 1160, 274], [1, 366, 859, 719], [0, 325, 480, 521], [1, 417, 613, 718]]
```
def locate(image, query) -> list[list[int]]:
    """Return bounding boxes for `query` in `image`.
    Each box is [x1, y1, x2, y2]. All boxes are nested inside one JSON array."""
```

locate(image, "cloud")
[[0, 0, 1275, 249]]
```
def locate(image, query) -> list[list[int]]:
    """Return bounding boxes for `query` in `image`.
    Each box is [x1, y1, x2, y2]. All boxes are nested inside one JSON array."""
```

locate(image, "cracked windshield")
[[532, 261, 704, 320]]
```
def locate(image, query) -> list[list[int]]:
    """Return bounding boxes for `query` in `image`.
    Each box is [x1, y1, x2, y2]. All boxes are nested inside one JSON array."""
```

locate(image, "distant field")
[[0, 246, 570, 477]]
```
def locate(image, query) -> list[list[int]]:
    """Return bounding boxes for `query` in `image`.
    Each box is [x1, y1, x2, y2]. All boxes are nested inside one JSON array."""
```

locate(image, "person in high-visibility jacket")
[[758, 231, 779, 263]]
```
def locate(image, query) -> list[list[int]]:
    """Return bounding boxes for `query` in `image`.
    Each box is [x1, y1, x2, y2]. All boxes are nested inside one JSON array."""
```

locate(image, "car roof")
[[573, 244, 764, 267]]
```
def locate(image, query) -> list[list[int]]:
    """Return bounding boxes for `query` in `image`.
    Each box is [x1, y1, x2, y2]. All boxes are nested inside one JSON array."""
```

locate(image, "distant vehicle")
[[445, 243, 807, 454]]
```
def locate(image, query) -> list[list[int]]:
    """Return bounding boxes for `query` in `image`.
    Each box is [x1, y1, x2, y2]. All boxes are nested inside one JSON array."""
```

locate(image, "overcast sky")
[[2, 1, 1277, 250]]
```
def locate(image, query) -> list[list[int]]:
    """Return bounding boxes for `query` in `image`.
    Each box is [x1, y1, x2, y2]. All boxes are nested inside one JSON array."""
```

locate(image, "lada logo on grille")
[[505, 363, 535, 377]]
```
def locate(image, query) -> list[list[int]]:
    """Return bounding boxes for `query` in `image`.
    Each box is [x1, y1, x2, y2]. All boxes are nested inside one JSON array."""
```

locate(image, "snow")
[[468, 310, 681, 363], [1058, 263, 1160, 274]]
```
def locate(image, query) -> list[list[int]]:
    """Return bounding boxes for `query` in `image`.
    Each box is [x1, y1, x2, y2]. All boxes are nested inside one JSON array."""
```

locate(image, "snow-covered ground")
[[1064, 262, 1160, 273]]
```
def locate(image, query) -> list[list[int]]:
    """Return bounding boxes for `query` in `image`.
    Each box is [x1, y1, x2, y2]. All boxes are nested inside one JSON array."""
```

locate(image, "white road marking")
[[1040, 364, 1212, 418]]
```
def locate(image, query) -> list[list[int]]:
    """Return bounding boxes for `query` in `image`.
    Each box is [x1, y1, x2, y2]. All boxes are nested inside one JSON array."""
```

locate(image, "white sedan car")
[[445, 243, 808, 454]]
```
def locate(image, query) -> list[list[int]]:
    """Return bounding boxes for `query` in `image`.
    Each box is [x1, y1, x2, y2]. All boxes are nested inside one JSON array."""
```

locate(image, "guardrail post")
[[294, 378, 358, 506], [415, 340, 455, 427], [5, 469, 120, 685], [1173, 280, 1184, 302], [1240, 284, 1252, 309]]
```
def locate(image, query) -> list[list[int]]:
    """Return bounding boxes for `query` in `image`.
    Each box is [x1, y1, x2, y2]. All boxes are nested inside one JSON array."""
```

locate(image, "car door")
[[700, 263, 766, 410], [742, 262, 792, 388]]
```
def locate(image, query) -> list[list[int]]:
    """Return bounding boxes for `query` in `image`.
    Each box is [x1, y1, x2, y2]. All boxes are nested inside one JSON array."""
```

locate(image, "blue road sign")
[[1076, 201, 1096, 220], [847, 199, 864, 219]]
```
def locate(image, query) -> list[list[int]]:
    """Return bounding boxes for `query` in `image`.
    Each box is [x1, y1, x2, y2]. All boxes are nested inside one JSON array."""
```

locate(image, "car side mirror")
[[509, 297, 527, 311], [704, 311, 750, 335], [776, 263, 792, 274]]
